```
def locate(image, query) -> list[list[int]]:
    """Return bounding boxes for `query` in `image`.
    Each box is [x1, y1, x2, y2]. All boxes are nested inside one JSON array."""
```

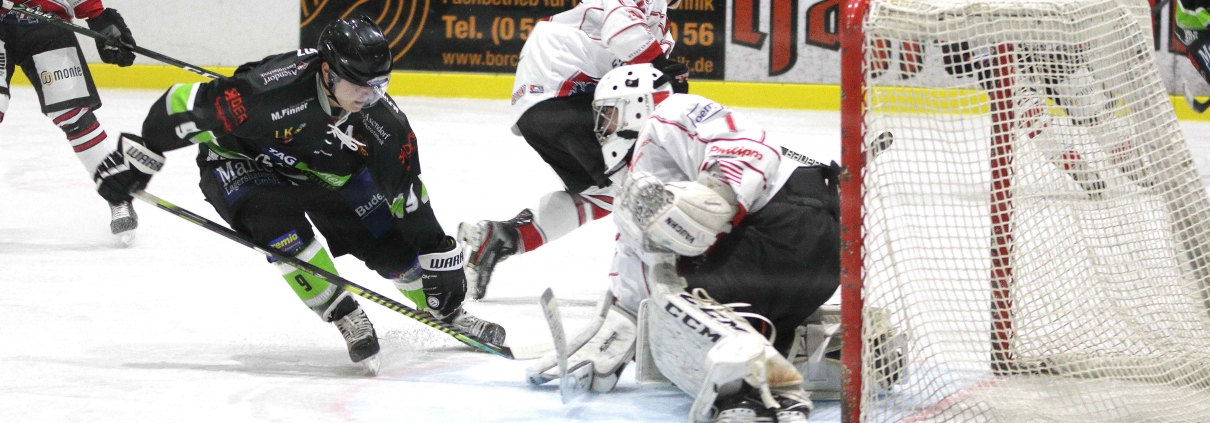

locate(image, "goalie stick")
[[131, 190, 518, 359], [0, 0, 225, 80], [538, 288, 595, 403], [783, 131, 893, 167]]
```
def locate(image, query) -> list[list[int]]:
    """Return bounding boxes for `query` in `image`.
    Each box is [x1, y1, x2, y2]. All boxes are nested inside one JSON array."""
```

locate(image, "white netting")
[[851, 0, 1210, 421]]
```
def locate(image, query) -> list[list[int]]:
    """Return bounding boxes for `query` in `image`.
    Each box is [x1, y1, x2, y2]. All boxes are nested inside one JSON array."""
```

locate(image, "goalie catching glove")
[[94, 133, 164, 203], [615, 171, 738, 256]]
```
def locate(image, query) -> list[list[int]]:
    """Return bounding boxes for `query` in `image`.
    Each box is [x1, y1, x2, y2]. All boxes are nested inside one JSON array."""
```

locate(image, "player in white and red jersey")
[[456, 0, 691, 300], [0, 0, 139, 240], [526, 64, 837, 422]]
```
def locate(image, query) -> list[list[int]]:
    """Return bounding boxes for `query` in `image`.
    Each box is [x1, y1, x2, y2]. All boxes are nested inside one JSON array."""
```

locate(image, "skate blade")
[[359, 354, 381, 376], [114, 231, 136, 248]]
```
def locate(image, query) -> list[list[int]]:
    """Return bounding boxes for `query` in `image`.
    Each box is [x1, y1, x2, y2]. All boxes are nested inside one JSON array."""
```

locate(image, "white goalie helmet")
[[593, 63, 675, 175]]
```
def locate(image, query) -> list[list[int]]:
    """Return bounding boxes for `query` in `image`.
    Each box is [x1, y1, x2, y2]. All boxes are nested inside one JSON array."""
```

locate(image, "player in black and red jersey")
[[0, 0, 138, 240]]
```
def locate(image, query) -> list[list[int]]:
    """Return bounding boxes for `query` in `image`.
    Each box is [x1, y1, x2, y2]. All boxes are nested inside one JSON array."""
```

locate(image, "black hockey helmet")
[[317, 16, 392, 87]]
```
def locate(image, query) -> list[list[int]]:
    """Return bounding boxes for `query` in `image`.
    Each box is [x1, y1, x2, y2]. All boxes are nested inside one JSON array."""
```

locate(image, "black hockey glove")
[[418, 237, 468, 318], [651, 55, 690, 94], [1178, 28, 1210, 87], [93, 133, 164, 203], [86, 8, 137, 67]]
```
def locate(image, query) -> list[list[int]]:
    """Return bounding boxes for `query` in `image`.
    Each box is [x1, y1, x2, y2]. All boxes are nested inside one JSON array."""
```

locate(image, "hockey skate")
[[326, 295, 381, 374], [109, 200, 138, 244], [457, 209, 531, 300], [710, 388, 812, 423], [711, 393, 773, 423], [433, 306, 507, 346], [769, 390, 813, 423]]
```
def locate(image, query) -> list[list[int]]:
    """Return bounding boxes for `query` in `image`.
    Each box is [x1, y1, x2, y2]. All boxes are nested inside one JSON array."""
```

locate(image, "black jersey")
[[142, 49, 429, 221], [1182, 0, 1210, 9]]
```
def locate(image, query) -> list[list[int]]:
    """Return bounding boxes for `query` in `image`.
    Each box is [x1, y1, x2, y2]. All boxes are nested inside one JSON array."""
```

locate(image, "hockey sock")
[[528, 189, 613, 252], [1, 73, 8, 124], [0, 91, 8, 124], [49, 107, 116, 173], [271, 238, 342, 316], [391, 259, 428, 311]]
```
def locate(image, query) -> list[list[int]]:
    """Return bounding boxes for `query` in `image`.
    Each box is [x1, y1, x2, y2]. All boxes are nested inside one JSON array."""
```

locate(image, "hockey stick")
[[131, 190, 516, 360], [537, 288, 594, 403], [782, 131, 892, 167], [1184, 82, 1210, 113], [1153, 0, 1172, 16], [0, 0, 225, 80]]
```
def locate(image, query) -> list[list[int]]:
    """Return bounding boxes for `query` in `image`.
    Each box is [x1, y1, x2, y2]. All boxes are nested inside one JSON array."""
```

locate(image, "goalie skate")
[[710, 389, 811, 423], [711, 394, 773, 423], [109, 200, 138, 245], [458, 209, 530, 300]]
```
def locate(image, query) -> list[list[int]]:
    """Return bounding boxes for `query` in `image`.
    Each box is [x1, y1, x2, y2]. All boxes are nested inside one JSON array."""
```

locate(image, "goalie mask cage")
[[839, 0, 1210, 422]]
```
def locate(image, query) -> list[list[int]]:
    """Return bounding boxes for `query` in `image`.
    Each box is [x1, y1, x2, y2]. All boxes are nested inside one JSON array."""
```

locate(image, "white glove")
[[616, 172, 738, 256]]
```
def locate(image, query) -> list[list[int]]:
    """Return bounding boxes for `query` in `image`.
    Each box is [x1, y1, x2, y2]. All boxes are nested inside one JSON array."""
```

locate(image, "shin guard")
[[272, 238, 341, 317]]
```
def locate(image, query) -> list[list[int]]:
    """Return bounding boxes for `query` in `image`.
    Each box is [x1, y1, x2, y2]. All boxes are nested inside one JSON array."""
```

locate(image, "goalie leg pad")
[[526, 289, 613, 385], [788, 306, 843, 399], [787, 305, 905, 396], [645, 290, 803, 401], [528, 294, 637, 393]]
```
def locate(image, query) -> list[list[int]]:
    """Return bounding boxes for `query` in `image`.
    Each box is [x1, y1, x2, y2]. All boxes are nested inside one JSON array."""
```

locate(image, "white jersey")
[[509, 0, 674, 132], [632, 94, 803, 214], [610, 94, 816, 313]]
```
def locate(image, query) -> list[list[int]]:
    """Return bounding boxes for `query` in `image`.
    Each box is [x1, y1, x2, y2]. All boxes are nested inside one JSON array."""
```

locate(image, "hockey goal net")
[[839, 0, 1210, 421]]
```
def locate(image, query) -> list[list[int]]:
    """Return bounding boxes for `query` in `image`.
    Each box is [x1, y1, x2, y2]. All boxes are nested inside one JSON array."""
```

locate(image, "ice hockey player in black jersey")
[[1176, 0, 1210, 107], [91, 17, 505, 371], [0, 0, 139, 241]]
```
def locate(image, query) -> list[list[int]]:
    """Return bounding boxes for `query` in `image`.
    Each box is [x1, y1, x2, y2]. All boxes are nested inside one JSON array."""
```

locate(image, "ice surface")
[[6, 85, 1209, 422]]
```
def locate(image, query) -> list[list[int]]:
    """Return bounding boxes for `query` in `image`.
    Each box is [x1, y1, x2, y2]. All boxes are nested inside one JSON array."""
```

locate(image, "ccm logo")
[[663, 300, 749, 343]]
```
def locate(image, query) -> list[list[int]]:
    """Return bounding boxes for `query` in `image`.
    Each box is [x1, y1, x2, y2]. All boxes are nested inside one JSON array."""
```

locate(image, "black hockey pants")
[[515, 94, 612, 193], [681, 165, 842, 354]]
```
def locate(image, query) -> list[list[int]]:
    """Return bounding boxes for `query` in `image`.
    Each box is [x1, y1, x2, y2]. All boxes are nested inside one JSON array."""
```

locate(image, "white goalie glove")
[[615, 171, 738, 256]]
